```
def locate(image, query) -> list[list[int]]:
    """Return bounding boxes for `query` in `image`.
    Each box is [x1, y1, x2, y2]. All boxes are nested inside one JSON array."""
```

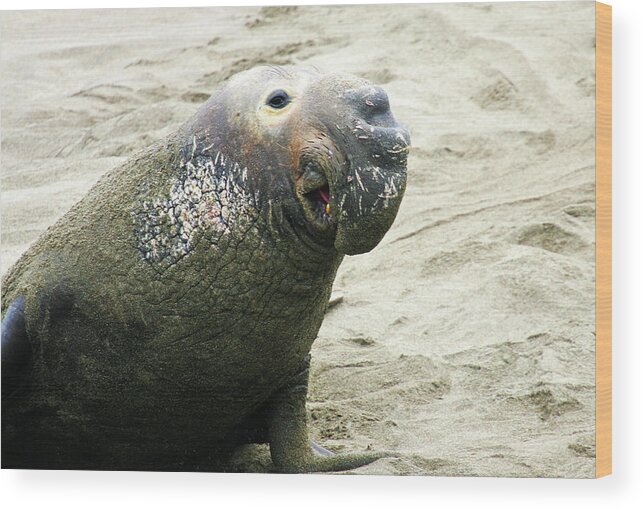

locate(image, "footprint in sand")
[[311, 354, 450, 410], [471, 70, 522, 110], [245, 6, 299, 29], [358, 68, 397, 85], [563, 203, 595, 218], [509, 222, 587, 255]]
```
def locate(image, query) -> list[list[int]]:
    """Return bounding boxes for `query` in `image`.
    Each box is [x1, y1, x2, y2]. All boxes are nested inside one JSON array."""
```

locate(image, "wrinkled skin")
[[1, 66, 409, 472]]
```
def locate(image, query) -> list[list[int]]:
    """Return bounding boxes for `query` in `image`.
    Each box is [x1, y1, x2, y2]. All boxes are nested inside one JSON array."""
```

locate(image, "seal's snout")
[[344, 85, 410, 165], [288, 71, 409, 255], [329, 83, 409, 256]]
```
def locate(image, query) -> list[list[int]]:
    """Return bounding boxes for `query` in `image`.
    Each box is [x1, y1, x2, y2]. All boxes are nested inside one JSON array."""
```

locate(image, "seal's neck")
[[261, 201, 343, 275]]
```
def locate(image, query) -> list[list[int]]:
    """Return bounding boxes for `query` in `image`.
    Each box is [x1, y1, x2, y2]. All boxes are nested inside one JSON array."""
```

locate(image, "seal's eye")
[[267, 90, 290, 109]]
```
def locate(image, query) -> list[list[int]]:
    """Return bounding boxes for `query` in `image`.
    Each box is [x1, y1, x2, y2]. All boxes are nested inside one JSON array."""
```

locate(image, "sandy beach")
[[1, 2, 596, 477]]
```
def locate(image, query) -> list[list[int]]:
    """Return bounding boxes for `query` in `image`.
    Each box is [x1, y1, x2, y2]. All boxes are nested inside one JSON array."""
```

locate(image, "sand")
[[0, 2, 596, 477]]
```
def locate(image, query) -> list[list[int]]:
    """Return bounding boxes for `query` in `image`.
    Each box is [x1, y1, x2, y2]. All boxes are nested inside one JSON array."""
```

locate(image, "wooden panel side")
[[595, 1, 612, 479]]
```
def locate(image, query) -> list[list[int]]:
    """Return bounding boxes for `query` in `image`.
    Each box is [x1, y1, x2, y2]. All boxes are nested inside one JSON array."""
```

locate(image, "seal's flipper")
[[1, 296, 31, 391], [267, 357, 390, 473], [310, 440, 334, 457]]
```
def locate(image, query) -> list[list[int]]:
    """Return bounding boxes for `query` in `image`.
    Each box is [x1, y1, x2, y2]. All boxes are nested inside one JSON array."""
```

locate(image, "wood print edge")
[[595, 0, 612, 479]]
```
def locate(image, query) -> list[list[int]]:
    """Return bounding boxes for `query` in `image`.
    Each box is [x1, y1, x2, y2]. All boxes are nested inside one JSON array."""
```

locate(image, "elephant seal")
[[1, 65, 409, 472]]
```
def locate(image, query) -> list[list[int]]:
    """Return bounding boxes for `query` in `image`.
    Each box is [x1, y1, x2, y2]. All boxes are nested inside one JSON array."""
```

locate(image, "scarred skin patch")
[[132, 150, 258, 268]]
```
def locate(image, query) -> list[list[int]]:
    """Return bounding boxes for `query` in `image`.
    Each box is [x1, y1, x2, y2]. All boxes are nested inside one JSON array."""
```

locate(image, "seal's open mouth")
[[299, 162, 333, 227], [305, 184, 330, 217]]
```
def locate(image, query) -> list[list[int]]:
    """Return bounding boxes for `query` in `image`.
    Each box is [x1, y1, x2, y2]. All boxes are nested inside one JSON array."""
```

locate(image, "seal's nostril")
[[346, 85, 394, 127], [362, 86, 391, 115]]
